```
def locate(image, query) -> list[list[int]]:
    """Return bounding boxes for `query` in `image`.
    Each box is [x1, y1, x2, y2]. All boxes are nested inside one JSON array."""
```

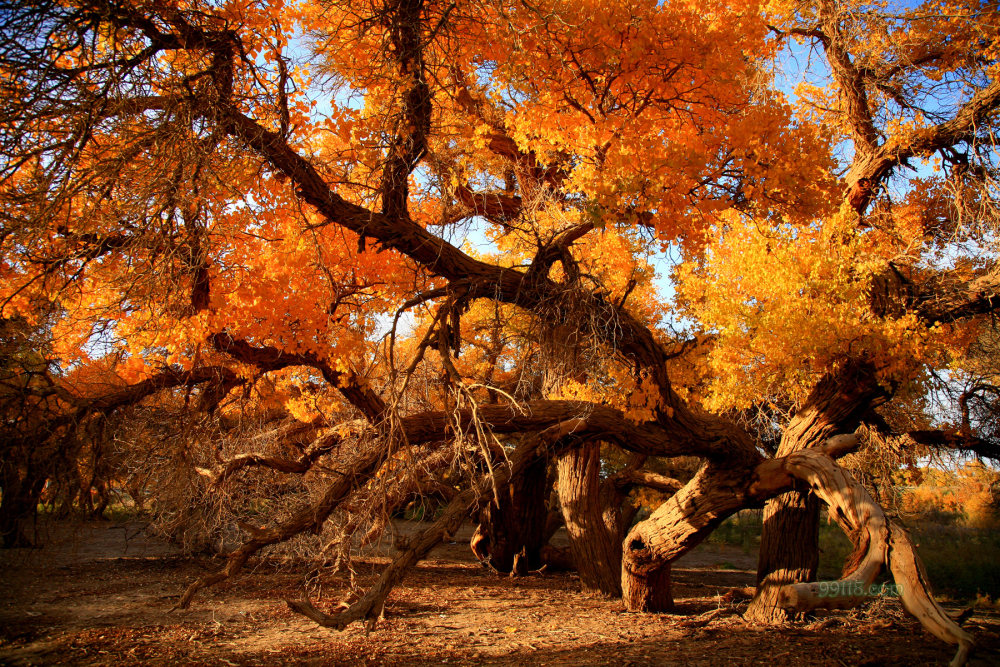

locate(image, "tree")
[[1, 0, 997, 662], [662, 0, 1000, 621]]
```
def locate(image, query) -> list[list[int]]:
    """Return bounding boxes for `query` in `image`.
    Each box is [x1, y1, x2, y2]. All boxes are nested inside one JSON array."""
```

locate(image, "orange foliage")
[[897, 462, 1000, 529]]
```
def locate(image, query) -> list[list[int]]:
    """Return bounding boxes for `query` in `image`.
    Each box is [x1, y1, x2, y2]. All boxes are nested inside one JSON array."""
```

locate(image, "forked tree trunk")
[[557, 440, 622, 596]]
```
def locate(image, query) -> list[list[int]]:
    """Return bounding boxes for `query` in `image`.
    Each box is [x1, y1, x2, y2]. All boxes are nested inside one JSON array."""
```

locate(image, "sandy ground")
[[1, 519, 997, 666]]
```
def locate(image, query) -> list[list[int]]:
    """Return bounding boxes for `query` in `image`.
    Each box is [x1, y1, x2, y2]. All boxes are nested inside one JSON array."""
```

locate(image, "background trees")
[[1, 0, 998, 661]]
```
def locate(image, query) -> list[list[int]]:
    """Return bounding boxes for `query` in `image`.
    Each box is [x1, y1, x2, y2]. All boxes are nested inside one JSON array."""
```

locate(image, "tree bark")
[[757, 445, 975, 666], [747, 362, 885, 622], [473, 449, 550, 572], [557, 441, 623, 596], [622, 463, 749, 611], [747, 490, 819, 622], [622, 561, 673, 612]]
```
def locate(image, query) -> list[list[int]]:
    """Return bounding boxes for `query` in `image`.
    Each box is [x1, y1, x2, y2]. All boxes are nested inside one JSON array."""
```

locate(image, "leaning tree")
[[1, 0, 998, 663]]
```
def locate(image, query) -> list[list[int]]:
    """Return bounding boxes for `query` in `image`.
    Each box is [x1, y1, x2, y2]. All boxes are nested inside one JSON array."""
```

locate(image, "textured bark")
[[748, 492, 820, 622], [472, 450, 550, 572], [888, 529, 975, 667], [748, 362, 885, 623], [622, 562, 673, 612], [621, 435, 860, 614], [557, 441, 623, 596], [758, 447, 975, 666], [622, 464, 750, 611]]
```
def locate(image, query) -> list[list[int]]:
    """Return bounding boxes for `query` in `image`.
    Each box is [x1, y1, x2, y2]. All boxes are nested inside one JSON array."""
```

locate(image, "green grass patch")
[[708, 510, 762, 553], [907, 523, 1000, 602]]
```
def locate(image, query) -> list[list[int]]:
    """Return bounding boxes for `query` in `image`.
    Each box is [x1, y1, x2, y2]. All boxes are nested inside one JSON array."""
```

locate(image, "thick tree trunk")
[[746, 491, 820, 622], [473, 451, 550, 572], [756, 445, 975, 666], [0, 464, 41, 548], [622, 561, 672, 612], [748, 362, 885, 622], [622, 463, 748, 611], [557, 441, 622, 596]]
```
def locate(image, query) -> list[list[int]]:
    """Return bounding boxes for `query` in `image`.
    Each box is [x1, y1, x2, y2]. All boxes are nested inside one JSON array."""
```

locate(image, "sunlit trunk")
[[557, 441, 622, 595]]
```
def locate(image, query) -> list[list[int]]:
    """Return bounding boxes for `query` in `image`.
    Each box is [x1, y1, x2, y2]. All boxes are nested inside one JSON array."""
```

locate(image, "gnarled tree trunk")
[[622, 463, 749, 611], [747, 363, 885, 622], [759, 445, 975, 666], [557, 440, 622, 596], [747, 490, 820, 622], [472, 448, 551, 572]]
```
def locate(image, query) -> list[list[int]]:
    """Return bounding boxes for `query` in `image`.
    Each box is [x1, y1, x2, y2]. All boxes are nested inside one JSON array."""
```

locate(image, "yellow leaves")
[[268, 368, 344, 423], [548, 379, 595, 402], [677, 207, 956, 411], [624, 373, 662, 424]]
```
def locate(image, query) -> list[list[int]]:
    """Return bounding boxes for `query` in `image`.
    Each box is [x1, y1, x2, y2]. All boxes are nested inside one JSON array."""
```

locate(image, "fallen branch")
[[286, 419, 586, 629], [287, 478, 479, 629], [176, 441, 385, 609]]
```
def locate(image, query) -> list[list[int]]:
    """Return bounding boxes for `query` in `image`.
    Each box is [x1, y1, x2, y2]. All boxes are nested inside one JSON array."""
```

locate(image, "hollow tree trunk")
[[622, 463, 748, 611], [472, 451, 550, 572], [557, 440, 622, 596]]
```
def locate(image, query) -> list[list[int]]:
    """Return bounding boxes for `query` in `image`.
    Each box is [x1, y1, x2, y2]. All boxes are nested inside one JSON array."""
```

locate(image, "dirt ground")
[[1, 519, 998, 666]]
